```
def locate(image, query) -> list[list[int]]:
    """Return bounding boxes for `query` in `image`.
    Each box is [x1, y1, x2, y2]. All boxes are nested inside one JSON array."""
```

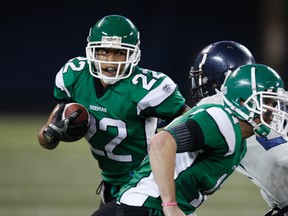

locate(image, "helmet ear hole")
[[239, 99, 246, 106], [211, 81, 217, 88]]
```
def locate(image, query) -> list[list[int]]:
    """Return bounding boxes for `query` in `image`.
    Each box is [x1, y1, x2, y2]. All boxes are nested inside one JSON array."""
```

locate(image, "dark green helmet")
[[222, 64, 288, 137], [86, 15, 141, 84], [88, 15, 139, 46]]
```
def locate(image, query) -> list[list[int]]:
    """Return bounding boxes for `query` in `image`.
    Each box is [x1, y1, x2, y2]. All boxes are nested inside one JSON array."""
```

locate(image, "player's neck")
[[239, 119, 254, 139], [100, 79, 108, 88]]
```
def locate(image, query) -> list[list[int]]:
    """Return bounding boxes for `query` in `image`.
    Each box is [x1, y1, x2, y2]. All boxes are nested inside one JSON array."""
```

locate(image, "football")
[[62, 103, 90, 125], [61, 103, 90, 142]]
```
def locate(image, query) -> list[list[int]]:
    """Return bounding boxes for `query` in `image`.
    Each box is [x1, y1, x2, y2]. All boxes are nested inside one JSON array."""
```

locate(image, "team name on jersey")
[[89, 105, 107, 113]]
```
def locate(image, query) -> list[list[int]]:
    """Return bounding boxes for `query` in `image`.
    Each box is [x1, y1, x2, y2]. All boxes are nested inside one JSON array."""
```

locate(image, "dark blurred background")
[[1, 0, 287, 114]]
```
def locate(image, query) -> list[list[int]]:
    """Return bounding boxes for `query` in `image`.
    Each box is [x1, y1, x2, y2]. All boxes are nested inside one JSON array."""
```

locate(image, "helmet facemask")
[[86, 35, 140, 85], [189, 53, 214, 105], [257, 89, 288, 136], [240, 90, 288, 137], [189, 67, 208, 105], [222, 65, 288, 137]]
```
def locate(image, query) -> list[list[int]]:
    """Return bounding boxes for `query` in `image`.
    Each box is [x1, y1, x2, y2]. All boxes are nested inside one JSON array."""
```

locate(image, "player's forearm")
[[37, 105, 60, 150], [150, 131, 177, 203], [38, 125, 59, 150]]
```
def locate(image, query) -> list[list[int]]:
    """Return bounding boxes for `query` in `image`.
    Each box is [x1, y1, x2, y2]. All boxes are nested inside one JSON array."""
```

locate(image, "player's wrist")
[[43, 126, 62, 145], [161, 201, 178, 207]]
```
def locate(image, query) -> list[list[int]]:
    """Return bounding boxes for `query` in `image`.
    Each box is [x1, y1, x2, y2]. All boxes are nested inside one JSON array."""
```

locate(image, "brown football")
[[60, 103, 90, 142], [62, 103, 90, 125]]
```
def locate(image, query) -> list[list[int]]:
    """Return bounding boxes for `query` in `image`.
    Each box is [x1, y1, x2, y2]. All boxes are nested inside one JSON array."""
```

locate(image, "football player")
[[192, 41, 288, 216], [114, 63, 288, 216], [37, 14, 189, 214]]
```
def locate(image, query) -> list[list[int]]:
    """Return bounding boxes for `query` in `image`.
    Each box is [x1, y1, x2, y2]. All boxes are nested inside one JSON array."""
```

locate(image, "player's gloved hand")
[[65, 119, 89, 137], [43, 103, 83, 145]]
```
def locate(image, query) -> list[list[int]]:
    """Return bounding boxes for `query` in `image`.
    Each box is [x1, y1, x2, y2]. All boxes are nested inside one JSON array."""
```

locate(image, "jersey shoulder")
[[125, 67, 185, 111], [168, 103, 237, 134], [60, 56, 89, 75], [191, 103, 238, 128], [131, 67, 172, 87], [54, 57, 92, 101], [122, 67, 176, 98], [197, 92, 224, 106], [57, 56, 90, 86]]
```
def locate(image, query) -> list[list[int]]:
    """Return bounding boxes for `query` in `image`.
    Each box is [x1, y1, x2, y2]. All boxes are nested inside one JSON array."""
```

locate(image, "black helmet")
[[189, 40, 255, 105]]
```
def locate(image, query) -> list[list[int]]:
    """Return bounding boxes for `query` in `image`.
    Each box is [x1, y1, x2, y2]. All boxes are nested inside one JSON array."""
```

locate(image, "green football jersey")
[[53, 57, 186, 187], [118, 104, 247, 215]]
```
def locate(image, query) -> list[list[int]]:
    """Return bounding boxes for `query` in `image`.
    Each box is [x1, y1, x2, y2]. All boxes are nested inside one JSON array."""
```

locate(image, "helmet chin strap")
[[248, 66, 271, 137], [222, 96, 250, 121], [100, 75, 120, 85], [225, 96, 270, 137], [249, 120, 270, 137], [99, 64, 133, 85]]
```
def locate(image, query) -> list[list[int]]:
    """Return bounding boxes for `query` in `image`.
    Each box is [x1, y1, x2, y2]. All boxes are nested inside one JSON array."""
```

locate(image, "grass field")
[[0, 115, 268, 216]]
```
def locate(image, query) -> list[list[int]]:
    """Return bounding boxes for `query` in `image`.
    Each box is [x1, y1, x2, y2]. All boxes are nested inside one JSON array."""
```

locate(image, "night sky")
[[2, 0, 286, 114]]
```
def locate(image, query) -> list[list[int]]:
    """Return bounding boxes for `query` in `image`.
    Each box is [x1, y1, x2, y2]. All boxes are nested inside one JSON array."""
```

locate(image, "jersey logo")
[[256, 136, 287, 150], [89, 105, 107, 113], [162, 84, 171, 93]]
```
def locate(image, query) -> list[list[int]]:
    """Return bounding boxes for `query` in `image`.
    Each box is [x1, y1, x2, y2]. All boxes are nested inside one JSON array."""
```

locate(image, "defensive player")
[[37, 14, 189, 214], [191, 41, 288, 216], [188, 40, 255, 106], [114, 64, 288, 216]]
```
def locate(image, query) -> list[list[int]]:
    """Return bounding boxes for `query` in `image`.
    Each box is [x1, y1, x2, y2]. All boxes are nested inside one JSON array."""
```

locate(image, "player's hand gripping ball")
[[61, 103, 90, 142]]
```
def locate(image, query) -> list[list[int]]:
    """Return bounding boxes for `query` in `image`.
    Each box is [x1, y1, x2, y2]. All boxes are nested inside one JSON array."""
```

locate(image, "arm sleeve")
[[165, 119, 205, 153], [163, 103, 189, 122]]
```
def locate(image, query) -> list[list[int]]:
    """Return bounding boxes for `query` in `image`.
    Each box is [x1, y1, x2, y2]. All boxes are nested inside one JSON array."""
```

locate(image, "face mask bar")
[[86, 41, 140, 84], [244, 89, 288, 136], [189, 68, 206, 104]]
